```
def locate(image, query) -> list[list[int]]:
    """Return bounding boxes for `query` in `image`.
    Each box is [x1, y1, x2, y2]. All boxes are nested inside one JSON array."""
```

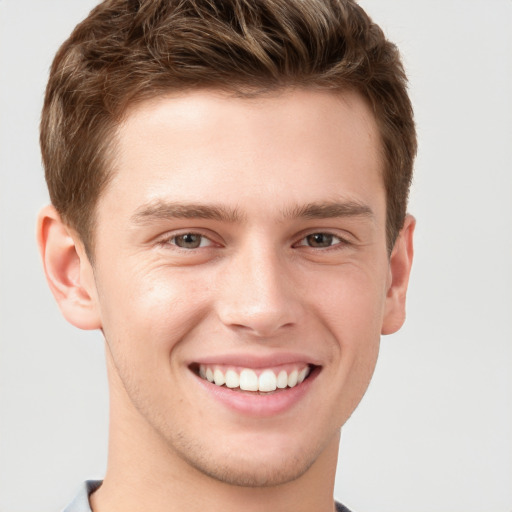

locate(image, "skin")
[[38, 88, 414, 512]]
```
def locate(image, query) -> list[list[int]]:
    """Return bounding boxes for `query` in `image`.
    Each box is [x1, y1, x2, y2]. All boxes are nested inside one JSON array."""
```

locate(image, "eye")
[[170, 233, 213, 249], [297, 232, 344, 248]]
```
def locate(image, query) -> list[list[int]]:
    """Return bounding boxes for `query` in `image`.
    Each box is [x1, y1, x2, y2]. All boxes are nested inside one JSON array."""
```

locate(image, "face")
[[83, 88, 401, 486]]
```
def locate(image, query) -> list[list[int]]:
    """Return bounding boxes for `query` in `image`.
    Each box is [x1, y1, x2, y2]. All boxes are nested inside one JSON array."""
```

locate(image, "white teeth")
[[297, 366, 310, 384], [198, 364, 312, 392], [225, 369, 240, 388], [276, 370, 288, 389], [287, 369, 298, 388], [239, 369, 259, 391], [258, 370, 277, 392], [213, 369, 225, 386]]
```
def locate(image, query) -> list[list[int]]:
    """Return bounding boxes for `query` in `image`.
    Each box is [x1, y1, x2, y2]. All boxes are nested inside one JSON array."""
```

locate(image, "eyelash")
[[294, 232, 348, 249], [159, 232, 216, 250], [158, 231, 350, 251]]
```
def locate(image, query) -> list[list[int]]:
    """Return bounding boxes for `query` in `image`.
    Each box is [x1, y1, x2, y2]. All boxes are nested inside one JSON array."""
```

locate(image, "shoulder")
[[61, 481, 102, 512], [335, 501, 353, 512]]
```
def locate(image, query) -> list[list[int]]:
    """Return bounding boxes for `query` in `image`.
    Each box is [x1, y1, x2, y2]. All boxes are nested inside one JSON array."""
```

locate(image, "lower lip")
[[193, 367, 320, 417]]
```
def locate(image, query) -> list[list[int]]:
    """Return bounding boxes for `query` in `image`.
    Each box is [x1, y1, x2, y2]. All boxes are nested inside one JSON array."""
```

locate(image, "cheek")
[[305, 265, 388, 341], [96, 265, 212, 360]]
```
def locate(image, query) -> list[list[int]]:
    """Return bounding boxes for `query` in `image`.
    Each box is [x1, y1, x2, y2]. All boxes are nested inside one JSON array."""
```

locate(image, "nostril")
[[222, 317, 296, 339], [215, 259, 301, 336]]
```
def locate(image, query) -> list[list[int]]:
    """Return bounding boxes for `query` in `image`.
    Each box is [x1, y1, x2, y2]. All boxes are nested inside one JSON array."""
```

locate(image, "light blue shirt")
[[62, 481, 101, 512], [62, 480, 351, 511]]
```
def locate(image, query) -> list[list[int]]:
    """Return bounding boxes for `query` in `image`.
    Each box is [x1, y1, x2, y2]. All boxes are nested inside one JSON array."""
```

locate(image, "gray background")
[[1, 1, 511, 511]]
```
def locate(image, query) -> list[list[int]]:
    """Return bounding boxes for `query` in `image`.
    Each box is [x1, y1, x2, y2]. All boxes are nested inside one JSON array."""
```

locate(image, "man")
[[37, 0, 416, 510]]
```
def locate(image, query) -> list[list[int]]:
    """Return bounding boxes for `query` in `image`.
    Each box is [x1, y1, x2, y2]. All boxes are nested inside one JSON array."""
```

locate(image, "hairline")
[[78, 84, 392, 263]]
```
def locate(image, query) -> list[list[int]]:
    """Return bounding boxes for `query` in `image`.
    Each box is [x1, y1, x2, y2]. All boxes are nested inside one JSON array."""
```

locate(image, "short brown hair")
[[41, 0, 416, 255]]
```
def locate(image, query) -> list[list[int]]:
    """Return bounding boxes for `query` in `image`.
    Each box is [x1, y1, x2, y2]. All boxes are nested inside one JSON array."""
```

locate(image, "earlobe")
[[381, 214, 415, 335], [37, 205, 102, 330]]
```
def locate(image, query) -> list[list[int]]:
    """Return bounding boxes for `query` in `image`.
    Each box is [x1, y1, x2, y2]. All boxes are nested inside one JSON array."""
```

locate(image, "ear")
[[37, 205, 102, 330], [381, 214, 415, 335]]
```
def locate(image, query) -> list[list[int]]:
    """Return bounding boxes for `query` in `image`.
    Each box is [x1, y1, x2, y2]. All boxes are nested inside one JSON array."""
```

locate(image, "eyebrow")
[[130, 198, 373, 226], [283, 200, 374, 220], [130, 201, 243, 224]]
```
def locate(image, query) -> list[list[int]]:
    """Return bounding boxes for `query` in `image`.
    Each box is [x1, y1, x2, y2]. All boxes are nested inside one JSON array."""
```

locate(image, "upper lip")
[[187, 352, 322, 369]]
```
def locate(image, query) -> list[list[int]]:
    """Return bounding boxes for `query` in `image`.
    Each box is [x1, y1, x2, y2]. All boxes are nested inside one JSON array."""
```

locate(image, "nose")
[[215, 241, 301, 338]]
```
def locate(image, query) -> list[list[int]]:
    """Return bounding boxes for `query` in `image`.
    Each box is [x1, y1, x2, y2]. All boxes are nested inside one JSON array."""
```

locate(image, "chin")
[[168, 426, 332, 488], [186, 450, 315, 488]]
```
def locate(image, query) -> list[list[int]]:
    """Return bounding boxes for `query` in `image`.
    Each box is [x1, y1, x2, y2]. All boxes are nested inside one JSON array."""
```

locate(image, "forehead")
[[103, 88, 384, 222]]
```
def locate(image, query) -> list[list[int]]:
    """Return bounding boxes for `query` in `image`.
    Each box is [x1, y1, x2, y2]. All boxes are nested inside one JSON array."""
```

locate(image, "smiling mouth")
[[190, 364, 316, 394]]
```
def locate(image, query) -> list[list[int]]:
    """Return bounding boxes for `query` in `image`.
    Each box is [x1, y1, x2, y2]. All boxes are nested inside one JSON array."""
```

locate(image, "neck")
[[92, 354, 340, 512], [93, 424, 340, 512]]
